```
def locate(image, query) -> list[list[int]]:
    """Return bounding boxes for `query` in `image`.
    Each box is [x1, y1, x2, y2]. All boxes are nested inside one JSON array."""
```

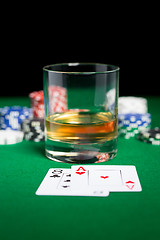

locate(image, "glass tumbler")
[[43, 63, 119, 163]]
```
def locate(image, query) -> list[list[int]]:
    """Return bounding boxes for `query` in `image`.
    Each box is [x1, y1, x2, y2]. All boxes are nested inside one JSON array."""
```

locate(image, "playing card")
[[71, 165, 142, 192], [36, 168, 109, 197]]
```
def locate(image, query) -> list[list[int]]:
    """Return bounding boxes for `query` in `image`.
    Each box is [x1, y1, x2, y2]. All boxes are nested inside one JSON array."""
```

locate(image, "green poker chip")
[[118, 125, 151, 139]]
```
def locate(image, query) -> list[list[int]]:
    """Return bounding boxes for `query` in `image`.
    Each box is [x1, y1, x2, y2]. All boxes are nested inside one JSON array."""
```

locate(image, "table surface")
[[0, 96, 160, 240]]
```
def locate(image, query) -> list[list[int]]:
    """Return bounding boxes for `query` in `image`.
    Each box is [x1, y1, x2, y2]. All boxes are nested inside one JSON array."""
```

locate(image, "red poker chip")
[[29, 87, 68, 118], [48, 86, 67, 113], [29, 91, 45, 118], [96, 153, 110, 163], [29, 91, 44, 102], [32, 105, 44, 118]]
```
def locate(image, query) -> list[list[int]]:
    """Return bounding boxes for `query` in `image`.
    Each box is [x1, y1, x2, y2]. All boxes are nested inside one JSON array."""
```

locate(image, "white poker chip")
[[0, 130, 24, 145], [118, 96, 148, 114]]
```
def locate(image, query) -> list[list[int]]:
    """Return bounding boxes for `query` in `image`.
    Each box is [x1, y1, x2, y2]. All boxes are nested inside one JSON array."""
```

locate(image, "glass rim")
[[43, 62, 120, 74]]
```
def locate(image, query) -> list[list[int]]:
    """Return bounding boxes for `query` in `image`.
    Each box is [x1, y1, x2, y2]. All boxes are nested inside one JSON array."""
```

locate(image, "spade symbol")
[[50, 174, 61, 178], [62, 185, 70, 188], [66, 174, 71, 177]]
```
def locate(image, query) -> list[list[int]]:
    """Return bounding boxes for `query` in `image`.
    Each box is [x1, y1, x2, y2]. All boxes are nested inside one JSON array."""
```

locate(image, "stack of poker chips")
[[118, 97, 148, 114], [118, 97, 151, 139], [0, 106, 32, 130], [27, 87, 67, 142], [137, 127, 160, 145], [0, 106, 32, 145], [29, 90, 44, 118], [23, 91, 45, 142], [0, 130, 24, 145], [29, 87, 67, 119], [48, 85, 67, 113], [22, 118, 45, 142], [0, 85, 68, 144]]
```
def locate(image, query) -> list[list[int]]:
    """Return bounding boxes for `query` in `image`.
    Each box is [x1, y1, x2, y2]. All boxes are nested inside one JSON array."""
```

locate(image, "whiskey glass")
[[43, 63, 119, 163]]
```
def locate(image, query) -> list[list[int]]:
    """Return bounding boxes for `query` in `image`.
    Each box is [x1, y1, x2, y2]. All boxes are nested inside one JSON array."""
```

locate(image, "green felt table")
[[0, 96, 160, 240]]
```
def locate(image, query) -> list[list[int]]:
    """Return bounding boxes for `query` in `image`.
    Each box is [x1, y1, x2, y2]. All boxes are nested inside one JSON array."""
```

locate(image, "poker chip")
[[118, 113, 151, 127], [118, 96, 151, 139], [119, 125, 151, 139], [29, 87, 67, 118], [106, 89, 116, 111], [118, 113, 151, 137], [96, 153, 110, 163], [48, 86, 67, 113], [0, 106, 32, 130], [137, 127, 160, 145], [0, 130, 24, 145], [29, 91, 44, 118], [118, 97, 148, 114], [22, 118, 45, 142]]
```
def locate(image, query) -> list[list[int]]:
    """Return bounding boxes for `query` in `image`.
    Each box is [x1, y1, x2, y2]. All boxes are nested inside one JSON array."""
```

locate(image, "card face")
[[71, 165, 142, 192], [89, 170, 122, 187], [36, 168, 71, 195], [36, 168, 109, 197]]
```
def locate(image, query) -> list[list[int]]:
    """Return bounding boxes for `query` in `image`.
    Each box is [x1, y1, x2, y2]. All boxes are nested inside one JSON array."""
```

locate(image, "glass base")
[[45, 138, 117, 164]]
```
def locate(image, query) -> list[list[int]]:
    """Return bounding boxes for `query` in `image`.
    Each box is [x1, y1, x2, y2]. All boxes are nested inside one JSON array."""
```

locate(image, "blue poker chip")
[[118, 113, 151, 127], [0, 106, 33, 130], [118, 113, 151, 120]]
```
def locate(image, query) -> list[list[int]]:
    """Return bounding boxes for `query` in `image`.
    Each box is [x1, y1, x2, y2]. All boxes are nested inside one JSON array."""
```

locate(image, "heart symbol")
[[125, 181, 135, 189], [100, 176, 109, 179]]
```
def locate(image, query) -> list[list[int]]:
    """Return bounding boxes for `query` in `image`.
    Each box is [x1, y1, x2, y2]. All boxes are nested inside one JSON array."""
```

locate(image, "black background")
[[1, 7, 159, 98], [2, 42, 159, 97]]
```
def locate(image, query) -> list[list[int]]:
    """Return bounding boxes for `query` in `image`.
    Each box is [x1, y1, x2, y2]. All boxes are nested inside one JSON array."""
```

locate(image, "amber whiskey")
[[46, 111, 117, 144]]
